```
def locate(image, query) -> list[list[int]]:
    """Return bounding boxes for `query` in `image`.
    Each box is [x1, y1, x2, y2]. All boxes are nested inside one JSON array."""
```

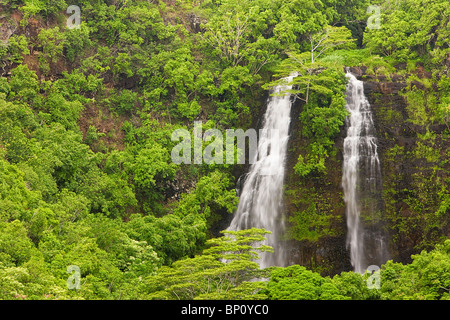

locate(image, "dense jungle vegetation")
[[0, 0, 448, 300]]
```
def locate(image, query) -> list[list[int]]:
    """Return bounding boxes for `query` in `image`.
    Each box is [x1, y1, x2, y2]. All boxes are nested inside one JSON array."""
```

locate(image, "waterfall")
[[342, 70, 388, 274], [227, 74, 296, 269]]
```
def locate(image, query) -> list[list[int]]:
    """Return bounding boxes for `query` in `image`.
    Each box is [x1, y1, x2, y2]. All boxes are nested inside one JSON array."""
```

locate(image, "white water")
[[342, 71, 382, 274], [228, 74, 296, 269]]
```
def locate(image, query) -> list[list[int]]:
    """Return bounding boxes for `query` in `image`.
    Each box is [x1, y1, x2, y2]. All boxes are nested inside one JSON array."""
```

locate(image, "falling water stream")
[[227, 74, 296, 269], [228, 70, 388, 272], [342, 70, 388, 274]]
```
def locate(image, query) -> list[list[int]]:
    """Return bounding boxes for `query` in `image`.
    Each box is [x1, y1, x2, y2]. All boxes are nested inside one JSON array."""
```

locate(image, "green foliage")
[[264, 265, 349, 300], [37, 26, 66, 74], [132, 142, 176, 190], [84, 125, 105, 146], [5, 34, 30, 64], [41, 93, 84, 131], [76, 166, 137, 219], [0, 0, 447, 301], [435, 75, 450, 130], [0, 220, 37, 266], [263, 25, 352, 178], [319, 48, 372, 67], [109, 89, 138, 115], [286, 187, 337, 241], [125, 213, 207, 265], [19, 0, 46, 24], [140, 228, 271, 300], [52, 69, 104, 100], [292, 67, 349, 177], [64, 23, 92, 63], [8, 65, 40, 106], [71, 215, 161, 276], [0, 158, 41, 221], [379, 240, 450, 300], [265, 26, 355, 101], [331, 270, 378, 299], [0, 94, 38, 163], [364, 0, 450, 69], [174, 171, 238, 228]]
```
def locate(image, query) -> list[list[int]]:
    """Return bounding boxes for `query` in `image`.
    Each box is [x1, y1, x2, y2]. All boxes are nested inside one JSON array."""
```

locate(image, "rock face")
[[283, 89, 352, 276], [283, 66, 449, 276], [352, 67, 449, 264]]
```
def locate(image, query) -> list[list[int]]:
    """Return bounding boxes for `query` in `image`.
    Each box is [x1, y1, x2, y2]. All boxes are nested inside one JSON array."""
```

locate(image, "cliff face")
[[283, 91, 350, 275], [284, 66, 449, 276], [354, 66, 449, 264]]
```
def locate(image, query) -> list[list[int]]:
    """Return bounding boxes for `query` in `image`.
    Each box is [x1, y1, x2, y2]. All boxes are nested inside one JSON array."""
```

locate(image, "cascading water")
[[227, 74, 296, 269], [342, 70, 388, 274]]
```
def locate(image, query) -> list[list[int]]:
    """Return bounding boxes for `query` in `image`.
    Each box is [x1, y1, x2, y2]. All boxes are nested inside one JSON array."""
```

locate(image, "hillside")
[[0, 0, 449, 301]]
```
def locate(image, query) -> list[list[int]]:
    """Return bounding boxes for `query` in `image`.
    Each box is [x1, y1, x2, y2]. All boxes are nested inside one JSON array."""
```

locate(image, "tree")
[[0, 157, 42, 222], [68, 214, 161, 277], [37, 26, 66, 75], [5, 34, 30, 64], [264, 265, 350, 300], [65, 23, 92, 63], [129, 142, 177, 214], [379, 240, 450, 300], [140, 228, 272, 300], [0, 220, 37, 266], [174, 171, 239, 228], [31, 123, 92, 188], [76, 167, 137, 219], [124, 213, 207, 266], [331, 270, 379, 300], [42, 92, 84, 131], [262, 26, 354, 178], [202, 12, 251, 67], [19, 0, 67, 23], [265, 26, 355, 104], [7, 65, 40, 106], [0, 93, 39, 163]]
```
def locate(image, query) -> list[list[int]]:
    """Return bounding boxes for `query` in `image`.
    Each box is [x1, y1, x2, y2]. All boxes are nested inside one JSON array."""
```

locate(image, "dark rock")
[[188, 13, 206, 34]]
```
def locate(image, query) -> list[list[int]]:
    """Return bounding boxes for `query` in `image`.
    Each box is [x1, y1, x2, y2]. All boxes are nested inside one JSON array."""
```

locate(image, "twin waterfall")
[[227, 70, 388, 272]]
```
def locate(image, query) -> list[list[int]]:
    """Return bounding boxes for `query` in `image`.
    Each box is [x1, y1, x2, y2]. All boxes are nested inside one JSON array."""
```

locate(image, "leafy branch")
[[265, 26, 355, 103]]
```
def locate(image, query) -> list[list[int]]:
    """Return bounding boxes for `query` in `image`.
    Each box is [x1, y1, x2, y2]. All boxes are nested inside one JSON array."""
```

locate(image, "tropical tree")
[[139, 228, 272, 300], [265, 26, 355, 104]]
